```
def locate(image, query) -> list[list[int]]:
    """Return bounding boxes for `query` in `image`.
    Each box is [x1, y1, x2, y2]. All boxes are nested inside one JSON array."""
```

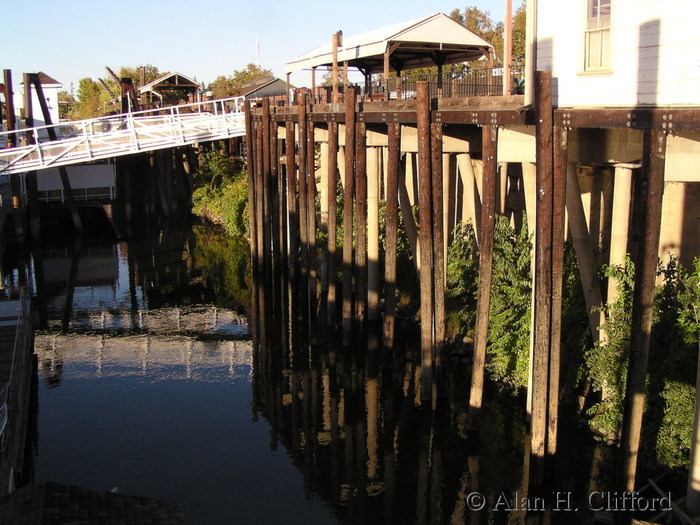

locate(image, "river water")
[[21, 218, 645, 524], [30, 223, 336, 524]]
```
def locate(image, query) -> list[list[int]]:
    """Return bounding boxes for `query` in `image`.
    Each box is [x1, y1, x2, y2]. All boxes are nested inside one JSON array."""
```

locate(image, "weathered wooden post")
[[245, 102, 257, 267], [467, 122, 498, 428], [297, 93, 310, 311], [342, 87, 356, 345], [383, 123, 401, 348], [548, 124, 568, 460], [262, 98, 274, 299], [431, 120, 446, 373], [286, 121, 298, 278], [416, 81, 434, 400], [355, 121, 368, 329], [367, 147, 381, 322], [326, 122, 339, 327], [530, 70, 555, 486], [307, 118, 318, 308], [616, 129, 666, 494]]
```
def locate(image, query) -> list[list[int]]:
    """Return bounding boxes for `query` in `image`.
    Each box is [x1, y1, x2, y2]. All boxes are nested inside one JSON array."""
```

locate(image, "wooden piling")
[[342, 88, 356, 345], [616, 129, 667, 494], [262, 99, 274, 295], [355, 122, 368, 328], [531, 70, 554, 486], [383, 123, 401, 349], [307, 119, 318, 306], [548, 125, 568, 459], [416, 81, 434, 400], [467, 124, 498, 428], [254, 119, 265, 277], [431, 122, 446, 370], [298, 93, 310, 292], [3, 70, 17, 148], [286, 121, 298, 277], [244, 103, 257, 267], [326, 122, 339, 326]]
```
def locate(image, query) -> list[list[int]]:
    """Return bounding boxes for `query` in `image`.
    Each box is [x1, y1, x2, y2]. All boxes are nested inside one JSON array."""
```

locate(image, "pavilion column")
[[383, 42, 400, 101], [311, 67, 317, 103]]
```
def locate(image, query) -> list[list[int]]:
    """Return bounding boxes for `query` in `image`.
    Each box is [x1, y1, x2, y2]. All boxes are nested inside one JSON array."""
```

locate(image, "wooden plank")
[[555, 107, 700, 131], [383, 123, 401, 349], [467, 124, 498, 428], [416, 81, 434, 401], [617, 130, 667, 493]]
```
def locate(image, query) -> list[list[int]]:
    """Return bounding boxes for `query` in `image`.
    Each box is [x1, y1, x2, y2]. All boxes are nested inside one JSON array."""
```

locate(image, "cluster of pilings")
[[246, 70, 671, 505]]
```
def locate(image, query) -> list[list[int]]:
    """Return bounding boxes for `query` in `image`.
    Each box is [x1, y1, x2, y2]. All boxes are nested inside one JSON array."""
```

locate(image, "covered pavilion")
[[284, 12, 494, 101]]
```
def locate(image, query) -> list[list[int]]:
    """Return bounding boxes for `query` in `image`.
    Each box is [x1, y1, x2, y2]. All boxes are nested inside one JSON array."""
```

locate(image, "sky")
[[1, 0, 516, 94]]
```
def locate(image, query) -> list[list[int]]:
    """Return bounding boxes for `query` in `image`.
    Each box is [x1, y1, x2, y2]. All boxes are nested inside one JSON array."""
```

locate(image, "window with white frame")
[[585, 0, 611, 70]]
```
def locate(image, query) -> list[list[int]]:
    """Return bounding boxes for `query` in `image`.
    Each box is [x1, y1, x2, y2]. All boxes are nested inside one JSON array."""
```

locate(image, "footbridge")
[[0, 96, 246, 175]]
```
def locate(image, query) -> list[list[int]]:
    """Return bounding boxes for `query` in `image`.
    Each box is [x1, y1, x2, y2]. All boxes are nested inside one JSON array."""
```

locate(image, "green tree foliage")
[[71, 77, 108, 119], [69, 65, 167, 119], [209, 63, 274, 98], [450, 6, 505, 64], [191, 145, 249, 238], [118, 64, 165, 88]]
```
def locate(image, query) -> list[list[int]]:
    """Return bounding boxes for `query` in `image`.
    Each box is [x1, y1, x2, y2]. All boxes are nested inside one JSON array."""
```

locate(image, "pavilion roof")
[[285, 12, 493, 75]]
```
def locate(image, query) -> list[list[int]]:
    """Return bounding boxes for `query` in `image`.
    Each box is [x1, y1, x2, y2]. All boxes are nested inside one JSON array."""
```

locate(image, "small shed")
[[138, 72, 202, 107]]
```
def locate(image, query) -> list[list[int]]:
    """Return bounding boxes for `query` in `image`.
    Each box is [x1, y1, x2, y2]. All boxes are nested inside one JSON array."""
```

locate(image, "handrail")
[[0, 96, 247, 174], [0, 96, 246, 145], [0, 270, 32, 441]]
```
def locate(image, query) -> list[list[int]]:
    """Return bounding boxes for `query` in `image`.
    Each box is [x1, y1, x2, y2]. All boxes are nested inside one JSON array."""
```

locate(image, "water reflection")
[[249, 269, 625, 525]]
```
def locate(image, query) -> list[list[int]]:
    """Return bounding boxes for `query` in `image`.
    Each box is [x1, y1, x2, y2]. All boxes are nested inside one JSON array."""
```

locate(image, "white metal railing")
[[0, 96, 247, 175], [0, 274, 32, 441]]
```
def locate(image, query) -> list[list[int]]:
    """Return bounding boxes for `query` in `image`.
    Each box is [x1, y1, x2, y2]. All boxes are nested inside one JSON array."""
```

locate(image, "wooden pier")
[[245, 75, 700, 495]]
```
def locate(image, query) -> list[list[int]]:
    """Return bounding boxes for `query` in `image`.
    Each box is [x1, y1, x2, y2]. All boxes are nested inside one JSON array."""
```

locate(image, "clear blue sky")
[[2, 0, 517, 94]]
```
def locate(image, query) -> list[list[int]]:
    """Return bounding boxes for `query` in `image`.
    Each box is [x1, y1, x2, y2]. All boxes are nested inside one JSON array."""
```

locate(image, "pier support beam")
[[616, 129, 666, 495]]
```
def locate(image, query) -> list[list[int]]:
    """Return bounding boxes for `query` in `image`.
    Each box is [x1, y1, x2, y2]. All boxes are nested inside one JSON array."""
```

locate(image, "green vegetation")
[[209, 63, 274, 99], [70, 64, 166, 119], [191, 145, 250, 239], [445, 214, 700, 469], [192, 225, 251, 310]]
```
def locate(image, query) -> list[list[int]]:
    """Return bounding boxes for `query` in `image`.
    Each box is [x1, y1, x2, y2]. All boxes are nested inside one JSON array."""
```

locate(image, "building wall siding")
[[536, 0, 700, 106]]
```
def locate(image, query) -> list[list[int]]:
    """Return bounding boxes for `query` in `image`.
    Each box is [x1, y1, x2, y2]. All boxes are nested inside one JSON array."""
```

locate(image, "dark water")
[[30, 225, 336, 524], [21, 219, 654, 524]]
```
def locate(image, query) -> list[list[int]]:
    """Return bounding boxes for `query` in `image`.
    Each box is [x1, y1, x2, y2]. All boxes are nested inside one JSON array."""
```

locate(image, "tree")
[[512, 3, 527, 64], [71, 77, 108, 119], [209, 63, 274, 98]]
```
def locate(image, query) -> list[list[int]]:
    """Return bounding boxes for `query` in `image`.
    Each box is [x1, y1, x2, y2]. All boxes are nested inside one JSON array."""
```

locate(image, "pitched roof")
[[285, 12, 493, 74], [139, 72, 201, 94], [20, 72, 62, 87]]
